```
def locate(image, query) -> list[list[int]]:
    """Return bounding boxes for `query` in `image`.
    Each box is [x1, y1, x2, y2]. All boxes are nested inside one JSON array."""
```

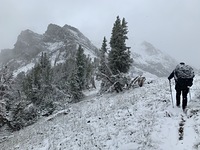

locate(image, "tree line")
[[0, 16, 133, 131]]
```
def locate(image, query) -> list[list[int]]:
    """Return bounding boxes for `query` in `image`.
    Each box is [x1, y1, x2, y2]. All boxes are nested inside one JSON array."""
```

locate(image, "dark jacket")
[[168, 70, 193, 90], [168, 71, 175, 81]]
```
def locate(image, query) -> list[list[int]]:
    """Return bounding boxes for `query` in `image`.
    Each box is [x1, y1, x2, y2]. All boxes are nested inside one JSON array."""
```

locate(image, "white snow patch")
[[68, 28, 79, 37], [83, 48, 96, 59], [45, 42, 64, 52], [13, 63, 35, 77]]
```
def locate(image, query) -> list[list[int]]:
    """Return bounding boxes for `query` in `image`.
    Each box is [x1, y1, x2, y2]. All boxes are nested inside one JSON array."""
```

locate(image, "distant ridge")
[[131, 41, 178, 77]]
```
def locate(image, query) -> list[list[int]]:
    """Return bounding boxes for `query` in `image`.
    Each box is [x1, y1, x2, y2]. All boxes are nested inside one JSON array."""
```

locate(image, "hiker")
[[168, 62, 194, 111]]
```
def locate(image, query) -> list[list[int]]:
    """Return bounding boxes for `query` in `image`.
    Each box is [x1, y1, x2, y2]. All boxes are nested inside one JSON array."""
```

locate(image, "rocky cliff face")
[[0, 24, 99, 74]]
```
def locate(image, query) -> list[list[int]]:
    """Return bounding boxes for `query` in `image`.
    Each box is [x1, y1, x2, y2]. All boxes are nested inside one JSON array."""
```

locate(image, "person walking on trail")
[[168, 62, 194, 111]]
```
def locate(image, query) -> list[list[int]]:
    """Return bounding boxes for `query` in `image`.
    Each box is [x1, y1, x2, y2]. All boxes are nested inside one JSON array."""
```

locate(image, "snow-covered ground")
[[1, 76, 200, 150]]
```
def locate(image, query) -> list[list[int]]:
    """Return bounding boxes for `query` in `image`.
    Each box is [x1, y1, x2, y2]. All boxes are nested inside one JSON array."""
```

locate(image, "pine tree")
[[108, 16, 132, 74], [122, 18, 128, 42], [0, 66, 15, 130], [110, 16, 122, 50], [23, 52, 53, 105], [40, 52, 52, 86], [121, 17, 132, 72], [84, 55, 93, 89], [22, 73, 34, 100], [69, 69, 83, 102], [99, 37, 108, 76], [76, 45, 85, 90]]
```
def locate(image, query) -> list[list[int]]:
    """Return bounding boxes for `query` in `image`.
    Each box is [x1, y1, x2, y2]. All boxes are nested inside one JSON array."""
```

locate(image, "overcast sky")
[[0, 0, 200, 68]]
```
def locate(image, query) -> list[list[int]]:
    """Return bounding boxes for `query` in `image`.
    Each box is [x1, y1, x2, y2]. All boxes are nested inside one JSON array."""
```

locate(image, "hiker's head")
[[180, 62, 185, 65]]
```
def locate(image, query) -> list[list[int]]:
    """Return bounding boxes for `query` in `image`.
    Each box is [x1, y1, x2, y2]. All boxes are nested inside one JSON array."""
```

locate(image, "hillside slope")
[[1, 76, 200, 150]]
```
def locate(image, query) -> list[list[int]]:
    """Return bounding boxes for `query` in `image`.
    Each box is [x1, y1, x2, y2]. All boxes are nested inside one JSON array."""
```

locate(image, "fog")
[[0, 0, 200, 68]]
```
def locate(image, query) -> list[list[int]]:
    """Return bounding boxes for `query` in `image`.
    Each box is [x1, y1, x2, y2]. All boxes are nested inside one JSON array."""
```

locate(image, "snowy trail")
[[155, 77, 200, 150], [155, 107, 197, 150], [1, 77, 200, 150]]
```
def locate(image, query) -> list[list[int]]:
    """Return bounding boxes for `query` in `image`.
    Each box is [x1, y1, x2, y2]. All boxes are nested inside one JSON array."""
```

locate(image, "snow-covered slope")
[[131, 41, 178, 77], [1, 76, 200, 150]]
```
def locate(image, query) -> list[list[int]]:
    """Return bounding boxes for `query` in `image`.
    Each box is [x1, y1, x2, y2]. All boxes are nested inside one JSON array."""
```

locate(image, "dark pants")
[[175, 87, 189, 110]]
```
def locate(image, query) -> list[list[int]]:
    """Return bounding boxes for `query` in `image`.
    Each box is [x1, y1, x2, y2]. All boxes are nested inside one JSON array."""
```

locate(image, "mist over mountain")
[[131, 41, 178, 77], [0, 23, 180, 78]]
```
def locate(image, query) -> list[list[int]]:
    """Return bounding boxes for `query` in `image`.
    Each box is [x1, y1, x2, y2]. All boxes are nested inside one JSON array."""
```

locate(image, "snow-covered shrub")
[[11, 102, 38, 130]]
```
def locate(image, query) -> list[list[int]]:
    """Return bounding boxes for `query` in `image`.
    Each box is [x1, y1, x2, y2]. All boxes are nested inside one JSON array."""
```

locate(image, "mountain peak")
[[17, 29, 41, 41], [43, 24, 63, 42], [44, 23, 84, 43], [14, 29, 42, 49], [0, 23, 98, 73], [45, 24, 62, 35], [63, 24, 79, 32]]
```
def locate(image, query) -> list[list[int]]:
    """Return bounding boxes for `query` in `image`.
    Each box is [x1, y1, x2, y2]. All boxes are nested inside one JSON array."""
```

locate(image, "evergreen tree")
[[76, 45, 85, 90], [110, 16, 122, 50], [108, 16, 132, 74], [84, 55, 93, 89], [0, 66, 15, 130], [101, 36, 108, 54], [40, 52, 52, 85], [99, 37, 108, 76], [69, 69, 83, 102], [98, 37, 115, 93], [23, 52, 53, 105], [22, 73, 34, 100], [122, 18, 128, 42]]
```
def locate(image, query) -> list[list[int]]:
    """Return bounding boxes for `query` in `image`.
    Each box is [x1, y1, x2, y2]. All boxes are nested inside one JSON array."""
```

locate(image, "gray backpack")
[[174, 64, 194, 79]]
